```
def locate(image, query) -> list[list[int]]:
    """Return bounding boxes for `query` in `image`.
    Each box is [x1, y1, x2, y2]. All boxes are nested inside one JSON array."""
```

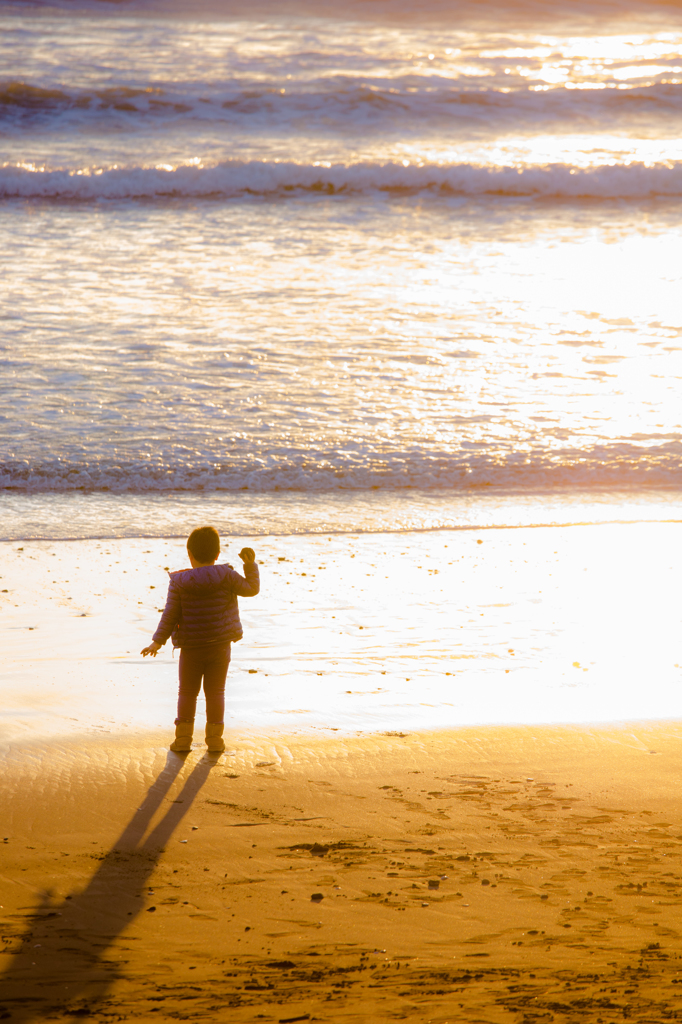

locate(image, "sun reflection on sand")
[[1, 518, 681, 747]]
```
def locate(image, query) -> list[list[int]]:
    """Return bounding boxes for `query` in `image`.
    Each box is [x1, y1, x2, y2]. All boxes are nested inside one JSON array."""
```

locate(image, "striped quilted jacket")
[[152, 561, 260, 650]]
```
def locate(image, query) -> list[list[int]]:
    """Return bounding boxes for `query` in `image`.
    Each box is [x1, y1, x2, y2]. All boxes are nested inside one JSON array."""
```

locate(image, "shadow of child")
[[0, 751, 217, 1020]]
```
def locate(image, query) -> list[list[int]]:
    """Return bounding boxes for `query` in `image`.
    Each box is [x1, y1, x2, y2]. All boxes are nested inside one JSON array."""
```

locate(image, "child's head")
[[187, 526, 220, 566]]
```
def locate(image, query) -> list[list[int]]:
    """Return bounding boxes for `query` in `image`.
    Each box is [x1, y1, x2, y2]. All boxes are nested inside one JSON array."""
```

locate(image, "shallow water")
[[1, 488, 682, 540], [3, 198, 682, 496]]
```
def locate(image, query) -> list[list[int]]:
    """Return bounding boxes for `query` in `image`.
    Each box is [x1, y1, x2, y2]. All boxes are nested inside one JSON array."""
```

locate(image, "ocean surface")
[[3, 0, 682, 537]]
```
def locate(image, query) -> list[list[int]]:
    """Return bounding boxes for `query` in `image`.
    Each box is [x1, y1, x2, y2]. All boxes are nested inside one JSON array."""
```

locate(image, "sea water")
[[3, 0, 682, 516], [2, 0, 682, 736]]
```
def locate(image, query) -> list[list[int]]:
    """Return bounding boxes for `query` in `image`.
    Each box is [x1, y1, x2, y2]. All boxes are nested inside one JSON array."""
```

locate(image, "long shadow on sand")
[[0, 750, 217, 1020]]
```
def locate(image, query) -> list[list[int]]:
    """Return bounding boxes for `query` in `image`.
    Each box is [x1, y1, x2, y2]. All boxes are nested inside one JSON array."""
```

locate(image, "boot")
[[170, 719, 194, 752], [205, 723, 225, 753]]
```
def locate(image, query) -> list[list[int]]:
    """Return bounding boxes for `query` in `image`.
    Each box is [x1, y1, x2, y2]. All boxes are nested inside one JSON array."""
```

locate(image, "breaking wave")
[[3, 157, 682, 199]]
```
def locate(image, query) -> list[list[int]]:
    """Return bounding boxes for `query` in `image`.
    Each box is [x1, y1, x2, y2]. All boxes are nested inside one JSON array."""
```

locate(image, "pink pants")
[[176, 643, 231, 725]]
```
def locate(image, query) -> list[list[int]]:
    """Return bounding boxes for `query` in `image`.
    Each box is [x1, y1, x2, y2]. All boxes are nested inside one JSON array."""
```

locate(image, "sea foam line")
[[3, 444, 682, 493], [3, 158, 682, 199]]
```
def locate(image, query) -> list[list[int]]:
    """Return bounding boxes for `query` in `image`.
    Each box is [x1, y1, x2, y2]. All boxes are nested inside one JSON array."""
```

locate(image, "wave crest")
[[3, 78, 682, 128]]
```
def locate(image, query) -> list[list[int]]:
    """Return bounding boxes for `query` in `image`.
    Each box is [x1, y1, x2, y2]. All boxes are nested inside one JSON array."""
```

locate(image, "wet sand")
[[3, 724, 682, 1022], [2, 522, 682, 745]]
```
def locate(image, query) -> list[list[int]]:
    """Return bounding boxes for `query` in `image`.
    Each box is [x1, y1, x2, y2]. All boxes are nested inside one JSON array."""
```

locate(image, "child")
[[141, 526, 260, 753]]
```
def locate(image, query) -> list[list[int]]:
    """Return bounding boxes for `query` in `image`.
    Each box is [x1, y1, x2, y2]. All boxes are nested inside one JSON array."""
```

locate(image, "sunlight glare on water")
[[1, 200, 681, 499]]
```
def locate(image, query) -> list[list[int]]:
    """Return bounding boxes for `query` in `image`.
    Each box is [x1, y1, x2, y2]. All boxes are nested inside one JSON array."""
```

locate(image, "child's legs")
[[176, 647, 205, 721], [202, 643, 231, 724]]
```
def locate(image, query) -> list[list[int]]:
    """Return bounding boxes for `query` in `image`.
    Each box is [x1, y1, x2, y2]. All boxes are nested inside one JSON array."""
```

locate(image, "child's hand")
[[141, 641, 161, 657], [239, 547, 256, 564]]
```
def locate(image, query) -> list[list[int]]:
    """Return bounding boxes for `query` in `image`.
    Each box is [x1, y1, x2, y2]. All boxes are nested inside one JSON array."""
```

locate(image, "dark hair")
[[187, 526, 220, 564]]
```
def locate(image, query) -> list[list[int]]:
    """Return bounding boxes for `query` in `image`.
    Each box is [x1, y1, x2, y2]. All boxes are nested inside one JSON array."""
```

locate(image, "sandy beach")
[[1, 523, 682, 1020], [6, 0, 682, 1017], [3, 724, 682, 1022]]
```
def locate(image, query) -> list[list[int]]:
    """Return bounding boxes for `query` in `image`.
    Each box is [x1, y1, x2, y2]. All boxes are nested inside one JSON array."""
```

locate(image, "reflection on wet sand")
[[0, 752, 216, 1021]]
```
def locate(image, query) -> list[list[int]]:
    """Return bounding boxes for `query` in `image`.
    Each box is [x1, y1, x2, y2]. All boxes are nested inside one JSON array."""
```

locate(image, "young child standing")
[[141, 526, 260, 753]]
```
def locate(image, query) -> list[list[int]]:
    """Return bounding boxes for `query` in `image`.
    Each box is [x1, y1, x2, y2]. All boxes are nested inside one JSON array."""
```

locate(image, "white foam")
[[2, 440, 682, 494], [4, 158, 682, 199]]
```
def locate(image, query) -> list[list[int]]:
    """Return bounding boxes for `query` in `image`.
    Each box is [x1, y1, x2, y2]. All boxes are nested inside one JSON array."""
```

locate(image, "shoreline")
[[2, 488, 682, 543], [3, 723, 682, 1021]]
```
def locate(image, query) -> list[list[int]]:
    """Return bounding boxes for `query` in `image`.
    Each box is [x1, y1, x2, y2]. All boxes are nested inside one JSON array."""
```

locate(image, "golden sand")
[[3, 723, 682, 1022]]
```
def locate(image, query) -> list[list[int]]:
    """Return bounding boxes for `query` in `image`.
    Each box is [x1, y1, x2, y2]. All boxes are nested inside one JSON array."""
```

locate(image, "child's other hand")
[[239, 547, 256, 564], [141, 641, 161, 657]]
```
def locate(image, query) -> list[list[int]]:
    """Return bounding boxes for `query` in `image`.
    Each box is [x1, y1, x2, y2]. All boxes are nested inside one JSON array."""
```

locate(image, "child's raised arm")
[[227, 547, 259, 597]]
